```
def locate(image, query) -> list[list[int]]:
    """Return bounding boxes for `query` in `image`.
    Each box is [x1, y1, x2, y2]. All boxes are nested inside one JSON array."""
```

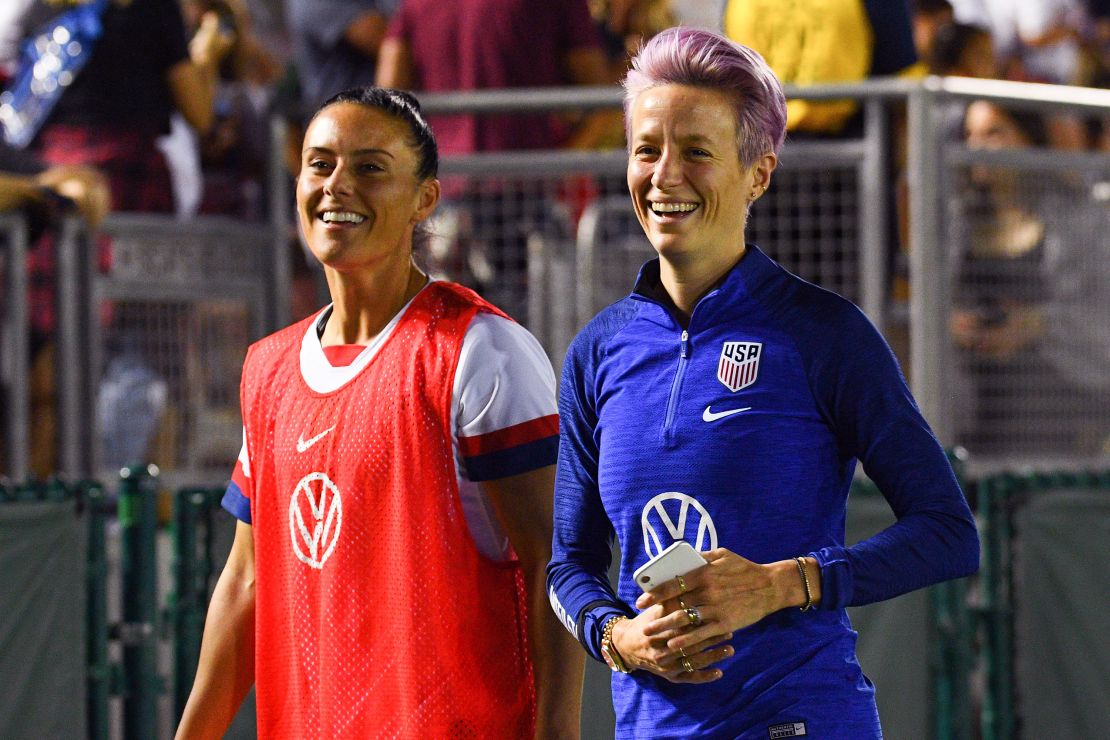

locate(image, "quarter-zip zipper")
[[662, 329, 690, 444]]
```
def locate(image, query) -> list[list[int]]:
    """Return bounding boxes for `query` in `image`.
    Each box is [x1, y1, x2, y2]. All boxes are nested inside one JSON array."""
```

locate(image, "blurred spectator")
[[0, 142, 109, 478], [376, 0, 607, 320], [177, 0, 280, 219], [950, 100, 1110, 454], [286, 0, 396, 114], [724, 0, 923, 136], [912, 0, 957, 62], [377, 0, 607, 154], [949, 0, 1090, 84], [930, 21, 1000, 76], [566, 0, 676, 151], [1, 0, 234, 213]]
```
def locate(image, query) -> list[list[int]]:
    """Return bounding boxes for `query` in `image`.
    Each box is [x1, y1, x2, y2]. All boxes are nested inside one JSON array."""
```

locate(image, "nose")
[[323, 162, 353, 196], [651, 147, 683, 190]]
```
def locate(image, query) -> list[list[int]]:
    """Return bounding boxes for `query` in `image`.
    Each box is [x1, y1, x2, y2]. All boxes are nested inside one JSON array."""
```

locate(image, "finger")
[[667, 667, 724, 684], [663, 644, 735, 684], [636, 569, 704, 609], [668, 625, 729, 652], [641, 608, 694, 637], [643, 600, 711, 637]]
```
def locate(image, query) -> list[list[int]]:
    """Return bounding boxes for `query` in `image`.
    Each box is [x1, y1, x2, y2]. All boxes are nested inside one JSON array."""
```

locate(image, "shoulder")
[[754, 264, 883, 361], [566, 297, 641, 365], [245, 312, 319, 370]]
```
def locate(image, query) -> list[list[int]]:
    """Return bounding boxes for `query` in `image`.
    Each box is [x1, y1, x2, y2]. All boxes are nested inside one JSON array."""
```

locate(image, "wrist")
[[600, 615, 632, 673]]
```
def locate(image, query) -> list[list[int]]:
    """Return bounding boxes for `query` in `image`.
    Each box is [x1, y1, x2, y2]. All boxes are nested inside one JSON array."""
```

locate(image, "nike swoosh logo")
[[702, 406, 752, 422], [296, 425, 336, 453]]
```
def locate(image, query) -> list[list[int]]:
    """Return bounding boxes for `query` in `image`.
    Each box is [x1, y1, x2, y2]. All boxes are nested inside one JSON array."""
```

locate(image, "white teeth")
[[321, 211, 366, 224], [651, 202, 698, 213]]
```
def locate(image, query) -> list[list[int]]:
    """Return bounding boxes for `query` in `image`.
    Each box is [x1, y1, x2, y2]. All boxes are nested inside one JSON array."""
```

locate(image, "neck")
[[321, 257, 427, 345], [659, 243, 747, 324]]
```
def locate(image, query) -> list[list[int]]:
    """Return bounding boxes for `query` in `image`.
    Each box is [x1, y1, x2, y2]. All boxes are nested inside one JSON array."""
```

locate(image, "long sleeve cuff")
[[582, 603, 634, 662], [811, 547, 852, 611]]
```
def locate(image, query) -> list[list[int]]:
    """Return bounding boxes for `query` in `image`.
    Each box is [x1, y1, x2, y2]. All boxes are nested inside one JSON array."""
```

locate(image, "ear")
[[751, 152, 777, 191], [411, 178, 441, 224]]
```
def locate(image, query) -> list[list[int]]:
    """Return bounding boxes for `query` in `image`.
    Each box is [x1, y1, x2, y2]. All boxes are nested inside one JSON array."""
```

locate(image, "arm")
[[546, 322, 733, 684], [809, 303, 980, 609], [167, 11, 235, 135], [563, 47, 609, 87], [175, 520, 256, 740], [0, 171, 44, 213], [482, 467, 583, 740], [342, 11, 389, 58], [375, 37, 414, 89], [0, 166, 110, 226]]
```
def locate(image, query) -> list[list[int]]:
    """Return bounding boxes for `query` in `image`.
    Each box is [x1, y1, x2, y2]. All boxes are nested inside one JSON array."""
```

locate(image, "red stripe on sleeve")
[[458, 414, 559, 457]]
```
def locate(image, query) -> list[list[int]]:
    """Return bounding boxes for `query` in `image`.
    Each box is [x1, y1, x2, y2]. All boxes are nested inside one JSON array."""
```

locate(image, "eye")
[[634, 145, 659, 159], [358, 162, 384, 174], [307, 159, 332, 172], [688, 148, 711, 158]]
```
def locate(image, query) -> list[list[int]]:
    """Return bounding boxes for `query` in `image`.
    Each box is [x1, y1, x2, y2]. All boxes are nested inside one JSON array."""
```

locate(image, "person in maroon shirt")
[[376, 0, 607, 154], [375, 0, 609, 321]]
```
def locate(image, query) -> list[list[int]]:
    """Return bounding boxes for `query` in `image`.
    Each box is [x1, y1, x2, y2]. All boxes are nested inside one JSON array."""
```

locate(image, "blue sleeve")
[[221, 481, 252, 524], [864, 0, 918, 76], [545, 323, 633, 661], [802, 302, 978, 609]]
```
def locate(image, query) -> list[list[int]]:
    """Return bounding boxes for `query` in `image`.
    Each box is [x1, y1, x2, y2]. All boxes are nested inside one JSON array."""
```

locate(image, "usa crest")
[[717, 341, 762, 392]]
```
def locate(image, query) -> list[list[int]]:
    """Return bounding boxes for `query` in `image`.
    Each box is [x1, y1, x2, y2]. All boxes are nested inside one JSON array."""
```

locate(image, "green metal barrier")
[[84, 480, 112, 740], [170, 486, 225, 722], [849, 448, 977, 740], [975, 466, 1110, 740], [118, 464, 162, 740]]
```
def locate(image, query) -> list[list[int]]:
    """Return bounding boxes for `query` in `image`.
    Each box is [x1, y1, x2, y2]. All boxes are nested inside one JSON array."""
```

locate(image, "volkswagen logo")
[[289, 471, 343, 569], [640, 492, 717, 558]]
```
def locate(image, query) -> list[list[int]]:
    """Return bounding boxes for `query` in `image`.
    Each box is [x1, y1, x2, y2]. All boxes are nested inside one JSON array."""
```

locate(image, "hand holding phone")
[[632, 541, 707, 593]]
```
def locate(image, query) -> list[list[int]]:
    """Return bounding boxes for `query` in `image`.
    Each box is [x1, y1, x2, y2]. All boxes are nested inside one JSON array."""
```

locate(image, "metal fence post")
[[906, 79, 953, 444], [859, 97, 889, 331], [1, 213, 30, 480], [171, 486, 214, 721], [84, 481, 111, 740], [55, 215, 97, 477], [118, 464, 161, 739]]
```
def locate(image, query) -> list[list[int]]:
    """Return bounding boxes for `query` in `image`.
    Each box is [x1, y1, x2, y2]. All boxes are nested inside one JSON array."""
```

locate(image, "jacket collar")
[[630, 244, 777, 330]]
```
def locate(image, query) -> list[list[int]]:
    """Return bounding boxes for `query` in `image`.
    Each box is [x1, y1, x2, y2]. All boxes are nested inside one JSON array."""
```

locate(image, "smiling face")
[[627, 84, 774, 269], [296, 102, 438, 274]]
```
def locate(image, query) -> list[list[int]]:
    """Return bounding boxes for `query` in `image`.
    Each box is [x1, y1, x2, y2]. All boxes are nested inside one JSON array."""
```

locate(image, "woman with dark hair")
[[951, 100, 1110, 454], [546, 28, 979, 737], [176, 87, 582, 739]]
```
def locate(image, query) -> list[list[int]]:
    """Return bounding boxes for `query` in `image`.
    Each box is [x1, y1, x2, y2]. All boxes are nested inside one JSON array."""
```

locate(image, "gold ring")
[[684, 606, 701, 626], [680, 657, 694, 673], [679, 647, 687, 658], [677, 596, 687, 610], [676, 575, 687, 594]]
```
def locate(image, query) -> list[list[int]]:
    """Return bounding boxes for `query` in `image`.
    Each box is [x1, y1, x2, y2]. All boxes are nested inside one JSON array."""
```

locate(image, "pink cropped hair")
[[623, 27, 787, 167]]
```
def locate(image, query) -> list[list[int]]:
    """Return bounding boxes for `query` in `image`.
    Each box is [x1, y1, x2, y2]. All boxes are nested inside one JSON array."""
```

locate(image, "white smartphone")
[[632, 541, 707, 593]]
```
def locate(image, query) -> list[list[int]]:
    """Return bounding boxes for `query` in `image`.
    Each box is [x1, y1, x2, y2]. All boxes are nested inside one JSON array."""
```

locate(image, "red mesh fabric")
[[241, 282, 535, 738]]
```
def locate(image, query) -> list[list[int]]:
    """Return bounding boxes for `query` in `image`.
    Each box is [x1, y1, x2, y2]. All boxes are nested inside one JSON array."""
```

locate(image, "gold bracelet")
[[601, 616, 632, 673], [794, 556, 813, 612]]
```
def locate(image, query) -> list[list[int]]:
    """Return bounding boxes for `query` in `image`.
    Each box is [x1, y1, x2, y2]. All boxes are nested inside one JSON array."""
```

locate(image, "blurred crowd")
[[1, 0, 1109, 476], [0, 0, 1104, 224]]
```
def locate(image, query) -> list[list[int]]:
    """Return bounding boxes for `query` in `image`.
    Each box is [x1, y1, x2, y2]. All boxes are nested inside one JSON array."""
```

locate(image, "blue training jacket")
[[547, 245, 979, 739]]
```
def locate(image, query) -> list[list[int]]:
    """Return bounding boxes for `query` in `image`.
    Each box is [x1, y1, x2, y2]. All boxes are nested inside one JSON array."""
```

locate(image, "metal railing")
[[0, 211, 30, 480]]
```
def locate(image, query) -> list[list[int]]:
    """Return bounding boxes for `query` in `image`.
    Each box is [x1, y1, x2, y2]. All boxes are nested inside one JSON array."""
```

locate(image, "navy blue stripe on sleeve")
[[221, 482, 252, 524], [464, 435, 558, 482]]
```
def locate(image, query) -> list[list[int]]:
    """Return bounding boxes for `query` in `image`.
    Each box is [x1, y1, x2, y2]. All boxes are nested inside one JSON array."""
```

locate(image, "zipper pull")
[[680, 330, 689, 359]]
